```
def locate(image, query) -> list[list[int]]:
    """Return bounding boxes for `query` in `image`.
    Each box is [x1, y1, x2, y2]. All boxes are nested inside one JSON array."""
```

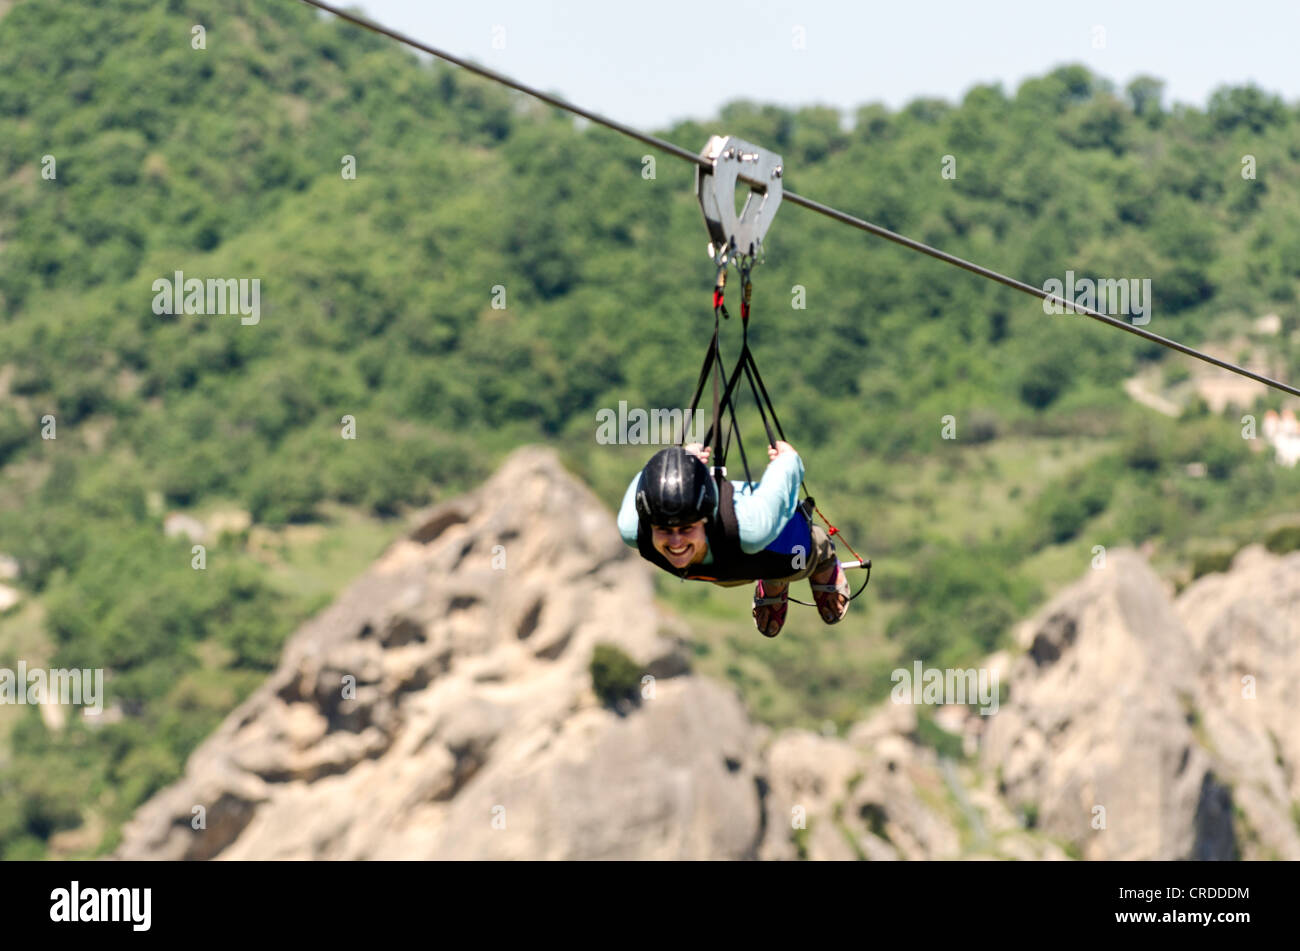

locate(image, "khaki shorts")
[[709, 518, 837, 589]]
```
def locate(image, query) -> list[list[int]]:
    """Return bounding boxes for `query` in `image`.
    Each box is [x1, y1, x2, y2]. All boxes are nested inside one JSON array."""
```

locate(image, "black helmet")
[[635, 447, 717, 527]]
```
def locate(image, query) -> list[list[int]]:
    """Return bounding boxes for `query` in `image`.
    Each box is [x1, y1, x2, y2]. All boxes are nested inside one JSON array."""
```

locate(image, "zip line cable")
[[297, 0, 1300, 400]]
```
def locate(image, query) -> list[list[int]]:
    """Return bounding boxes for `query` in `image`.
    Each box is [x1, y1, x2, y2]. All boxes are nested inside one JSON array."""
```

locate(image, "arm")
[[616, 471, 643, 546], [732, 447, 805, 553]]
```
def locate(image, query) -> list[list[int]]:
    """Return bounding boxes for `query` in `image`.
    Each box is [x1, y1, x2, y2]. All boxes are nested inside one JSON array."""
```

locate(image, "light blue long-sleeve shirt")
[[617, 451, 805, 561]]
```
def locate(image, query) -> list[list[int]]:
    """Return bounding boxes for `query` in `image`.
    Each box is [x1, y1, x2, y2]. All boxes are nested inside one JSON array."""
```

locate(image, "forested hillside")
[[1, 0, 1298, 858]]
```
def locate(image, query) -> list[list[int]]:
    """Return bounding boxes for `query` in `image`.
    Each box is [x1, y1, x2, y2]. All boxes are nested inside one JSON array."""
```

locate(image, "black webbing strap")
[[711, 315, 756, 486], [683, 332, 717, 437], [710, 305, 723, 471], [739, 317, 779, 449], [683, 307, 733, 475], [722, 384, 754, 487], [745, 348, 786, 444], [683, 267, 797, 494]]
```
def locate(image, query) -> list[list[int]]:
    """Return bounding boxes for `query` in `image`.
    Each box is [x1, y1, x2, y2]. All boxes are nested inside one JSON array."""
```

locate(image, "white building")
[[1262, 409, 1300, 467]]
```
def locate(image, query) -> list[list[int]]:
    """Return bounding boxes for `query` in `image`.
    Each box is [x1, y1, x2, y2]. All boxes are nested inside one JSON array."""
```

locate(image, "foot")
[[753, 580, 789, 637], [809, 560, 849, 624]]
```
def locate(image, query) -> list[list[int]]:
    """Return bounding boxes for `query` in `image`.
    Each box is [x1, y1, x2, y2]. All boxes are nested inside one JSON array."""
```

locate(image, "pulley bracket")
[[695, 135, 783, 267]]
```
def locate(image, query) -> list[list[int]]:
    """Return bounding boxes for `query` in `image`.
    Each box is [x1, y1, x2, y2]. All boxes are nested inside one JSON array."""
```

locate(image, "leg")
[[752, 578, 789, 637], [807, 526, 849, 624]]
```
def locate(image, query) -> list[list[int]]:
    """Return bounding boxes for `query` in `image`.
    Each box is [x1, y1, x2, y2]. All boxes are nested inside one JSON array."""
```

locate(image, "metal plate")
[[695, 135, 783, 262]]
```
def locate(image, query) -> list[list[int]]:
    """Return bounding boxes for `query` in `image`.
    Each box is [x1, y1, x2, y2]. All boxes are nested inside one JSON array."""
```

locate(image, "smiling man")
[[616, 442, 849, 637]]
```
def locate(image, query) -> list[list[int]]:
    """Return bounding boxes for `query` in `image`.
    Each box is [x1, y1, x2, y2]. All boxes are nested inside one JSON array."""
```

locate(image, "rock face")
[[1176, 545, 1300, 860], [117, 447, 1300, 860], [117, 447, 750, 860], [983, 547, 1300, 861]]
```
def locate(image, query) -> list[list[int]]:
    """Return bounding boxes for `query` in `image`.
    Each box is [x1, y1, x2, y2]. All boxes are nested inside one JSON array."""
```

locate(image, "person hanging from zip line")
[[615, 441, 850, 637]]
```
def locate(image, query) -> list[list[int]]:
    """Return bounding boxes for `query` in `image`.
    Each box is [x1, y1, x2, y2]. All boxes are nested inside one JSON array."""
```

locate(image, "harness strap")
[[683, 333, 717, 441], [711, 299, 722, 472]]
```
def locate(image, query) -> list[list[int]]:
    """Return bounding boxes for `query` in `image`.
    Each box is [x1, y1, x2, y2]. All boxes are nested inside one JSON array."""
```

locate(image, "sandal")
[[752, 580, 789, 638], [809, 560, 850, 624]]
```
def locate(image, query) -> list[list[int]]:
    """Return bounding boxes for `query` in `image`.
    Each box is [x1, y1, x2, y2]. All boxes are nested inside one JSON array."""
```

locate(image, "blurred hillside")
[[1, 0, 1299, 858]]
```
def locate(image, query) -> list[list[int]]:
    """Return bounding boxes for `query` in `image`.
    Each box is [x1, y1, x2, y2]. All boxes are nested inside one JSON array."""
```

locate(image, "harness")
[[635, 479, 812, 582]]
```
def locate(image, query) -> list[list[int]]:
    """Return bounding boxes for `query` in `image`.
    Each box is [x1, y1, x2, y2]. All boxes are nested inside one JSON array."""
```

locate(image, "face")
[[650, 519, 708, 569]]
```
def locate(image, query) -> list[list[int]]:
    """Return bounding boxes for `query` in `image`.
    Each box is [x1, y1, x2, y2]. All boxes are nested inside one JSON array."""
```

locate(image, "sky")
[[348, 0, 1300, 131]]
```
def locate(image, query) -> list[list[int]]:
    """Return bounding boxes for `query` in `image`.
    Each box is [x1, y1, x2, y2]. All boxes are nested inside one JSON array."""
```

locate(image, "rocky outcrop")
[[983, 547, 1300, 861], [1175, 545, 1300, 859], [116, 447, 736, 860]]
